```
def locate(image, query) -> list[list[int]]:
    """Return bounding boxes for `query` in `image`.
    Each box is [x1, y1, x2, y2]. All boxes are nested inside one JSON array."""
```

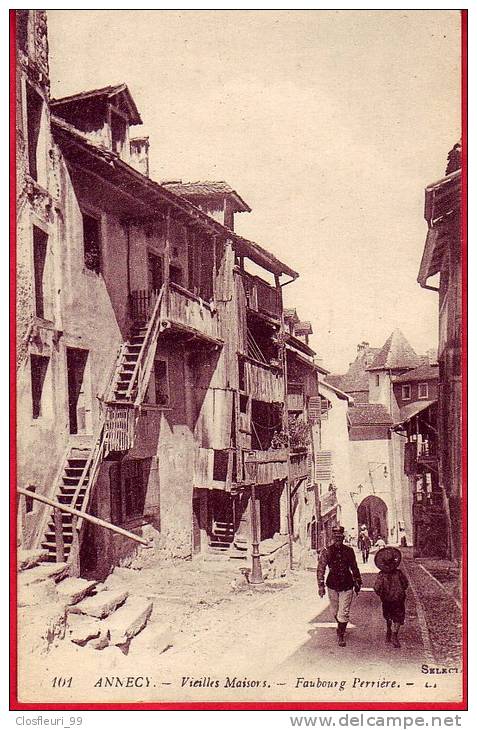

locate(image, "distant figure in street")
[[374, 547, 409, 648], [317, 525, 362, 647], [374, 536, 386, 550], [358, 529, 371, 563]]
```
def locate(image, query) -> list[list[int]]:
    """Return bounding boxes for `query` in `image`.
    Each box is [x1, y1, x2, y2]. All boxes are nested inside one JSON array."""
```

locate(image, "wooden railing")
[[130, 288, 160, 325], [17, 487, 151, 558], [168, 283, 219, 341], [289, 450, 309, 481], [320, 488, 338, 516], [127, 285, 165, 404], [243, 448, 288, 485], [242, 273, 281, 318]]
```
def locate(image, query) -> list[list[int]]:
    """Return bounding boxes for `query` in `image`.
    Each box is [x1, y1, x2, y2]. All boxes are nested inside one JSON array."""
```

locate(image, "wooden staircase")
[[109, 325, 147, 402], [36, 286, 166, 567], [208, 521, 248, 560], [40, 447, 91, 562]]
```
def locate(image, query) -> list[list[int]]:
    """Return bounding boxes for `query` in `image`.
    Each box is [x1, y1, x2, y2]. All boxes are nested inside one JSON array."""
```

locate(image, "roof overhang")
[[52, 83, 142, 125], [393, 399, 437, 429], [51, 116, 298, 278], [418, 169, 461, 287], [319, 379, 354, 404]]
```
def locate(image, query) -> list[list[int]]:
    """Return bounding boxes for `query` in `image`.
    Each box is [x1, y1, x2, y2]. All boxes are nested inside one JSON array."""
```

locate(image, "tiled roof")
[[162, 181, 251, 212], [326, 348, 380, 394], [366, 329, 420, 371], [393, 363, 439, 383], [397, 399, 436, 425], [348, 403, 393, 426], [51, 83, 142, 125]]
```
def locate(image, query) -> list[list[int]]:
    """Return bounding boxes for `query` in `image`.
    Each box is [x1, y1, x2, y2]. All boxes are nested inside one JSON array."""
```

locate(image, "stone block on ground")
[[18, 603, 67, 655], [128, 620, 174, 656], [69, 589, 128, 619], [18, 578, 57, 607], [103, 596, 153, 646], [18, 562, 68, 588], [67, 614, 101, 645], [87, 630, 110, 650], [18, 549, 49, 571], [56, 577, 97, 605]]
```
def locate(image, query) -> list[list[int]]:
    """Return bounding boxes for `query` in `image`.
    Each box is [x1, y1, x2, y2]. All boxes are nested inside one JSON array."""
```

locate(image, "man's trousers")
[[328, 588, 354, 623]]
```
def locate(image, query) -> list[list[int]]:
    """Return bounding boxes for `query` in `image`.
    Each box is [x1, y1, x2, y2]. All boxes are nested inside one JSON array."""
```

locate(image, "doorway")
[[357, 495, 389, 542], [66, 347, 90, 435], [148, 252, 163, 292]]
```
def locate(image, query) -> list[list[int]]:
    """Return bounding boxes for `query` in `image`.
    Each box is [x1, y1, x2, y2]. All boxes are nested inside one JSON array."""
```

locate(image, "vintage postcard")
[[11, 9, 466, 709]]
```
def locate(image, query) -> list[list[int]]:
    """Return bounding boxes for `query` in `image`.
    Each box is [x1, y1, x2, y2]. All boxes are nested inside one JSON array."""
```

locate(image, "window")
[[402, 384, 411, 400], [375, 374, 380, 386], [26, 83, 43, 180], [147, 252, 163, 292], [30, 354, 49, 419], [153, 359, 169, 406], [213, 450, 229, 482], [239, 394, 248, 414], [170, 263, 183, 286], [110, 111, 127, 157], [82, 212, 101, 273], [123, 460, 146, 518], [33, 226, 47, 318], [17, 10, 29, 53], [418, 382, 429, 399]]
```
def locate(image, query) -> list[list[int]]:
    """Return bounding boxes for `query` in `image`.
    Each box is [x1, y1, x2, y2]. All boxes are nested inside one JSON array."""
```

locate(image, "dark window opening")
[[17, 10, 29, 53], [82, 212, 101, 273], [111, 111, 127, 157], [259, 486, 281, 540], [213, 450, 229, 481], [148, 252, 163, 292], [30, 354, 49, 419], [153, 359, 169, 406], [33, 226, 47, 318], [124, 460, 146, 518], [247, 315, 278, 363], [251, 400, 281, 451], [26, 83, 43, 180], [25, 485, 36, 513], [238, 357, 245, 392], [170, 263, 183, 286], [375, 374, 380, 386], [239, 394, 248, 414], [66, 348, 89, 434]]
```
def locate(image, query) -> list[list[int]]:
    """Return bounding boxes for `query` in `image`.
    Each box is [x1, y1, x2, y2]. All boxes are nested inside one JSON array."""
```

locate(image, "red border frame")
[[9, 9, 468, 712]]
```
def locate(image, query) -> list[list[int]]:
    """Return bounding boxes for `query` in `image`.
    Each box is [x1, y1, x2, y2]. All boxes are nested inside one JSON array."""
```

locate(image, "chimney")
[[357, 341, 369, 355], [129, 136, 150, 177], [427, 348, 438, 365]]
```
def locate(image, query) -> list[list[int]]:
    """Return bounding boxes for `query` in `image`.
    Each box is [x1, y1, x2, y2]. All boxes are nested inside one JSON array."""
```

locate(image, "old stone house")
[[16, 10, 339, 579]]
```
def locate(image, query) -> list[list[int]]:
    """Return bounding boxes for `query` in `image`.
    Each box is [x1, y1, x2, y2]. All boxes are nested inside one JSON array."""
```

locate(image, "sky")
[[47, 10, 461, 372]]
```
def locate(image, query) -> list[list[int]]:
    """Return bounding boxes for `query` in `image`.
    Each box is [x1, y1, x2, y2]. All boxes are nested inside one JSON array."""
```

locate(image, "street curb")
[[404, 568, 434, 664], [417, 563, 461, 610]]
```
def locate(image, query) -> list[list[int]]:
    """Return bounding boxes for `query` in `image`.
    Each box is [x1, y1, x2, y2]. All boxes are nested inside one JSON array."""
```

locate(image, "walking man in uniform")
[[317, 525, 362, 646]]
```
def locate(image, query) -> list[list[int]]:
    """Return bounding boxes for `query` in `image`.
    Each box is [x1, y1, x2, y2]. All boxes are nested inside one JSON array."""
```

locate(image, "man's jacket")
[[317, 543, 362, 591]]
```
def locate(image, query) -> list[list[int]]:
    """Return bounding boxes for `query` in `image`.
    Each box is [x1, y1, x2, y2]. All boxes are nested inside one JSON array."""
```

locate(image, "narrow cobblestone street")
[[19, 548, 463, 704]]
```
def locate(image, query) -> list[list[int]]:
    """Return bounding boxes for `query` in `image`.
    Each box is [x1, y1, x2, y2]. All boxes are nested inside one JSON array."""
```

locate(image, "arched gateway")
[[357, 495, 388, 542]]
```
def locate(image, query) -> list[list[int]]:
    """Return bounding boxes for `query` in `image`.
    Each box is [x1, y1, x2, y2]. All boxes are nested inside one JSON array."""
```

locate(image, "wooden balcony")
[[243, 448, 288, 485], [320, 488, 338, 516], [130, 284, 221, 344], [244, 358, 284, 403], [289, 450, 309, 481], [243, 273, 281, 319], [287, 392, 304, 412]]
